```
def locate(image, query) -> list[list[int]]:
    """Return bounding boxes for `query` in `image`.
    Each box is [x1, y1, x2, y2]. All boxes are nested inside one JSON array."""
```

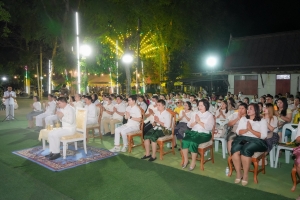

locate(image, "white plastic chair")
[[274, 123, 298, 168], [214, 119, 229, 159], [60, 108, 88, 159]]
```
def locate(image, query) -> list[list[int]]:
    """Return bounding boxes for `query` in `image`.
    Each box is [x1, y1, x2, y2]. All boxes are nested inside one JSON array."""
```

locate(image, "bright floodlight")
[[2, 77, 7, 81], [206, 56, 217, 67], [80, 45, 92, 57], [122, 54, 133, 64]]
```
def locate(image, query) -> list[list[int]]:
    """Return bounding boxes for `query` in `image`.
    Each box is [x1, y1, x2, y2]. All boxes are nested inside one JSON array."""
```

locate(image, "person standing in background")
[[60, 84, 69, 97], [3, 86, 16, 120]]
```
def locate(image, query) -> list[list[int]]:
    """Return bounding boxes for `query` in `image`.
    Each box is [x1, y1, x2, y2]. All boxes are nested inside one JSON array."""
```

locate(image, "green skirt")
[[144, 128, 165, 142], [182, 130, 212, 153], [231, 136, 268, 157]]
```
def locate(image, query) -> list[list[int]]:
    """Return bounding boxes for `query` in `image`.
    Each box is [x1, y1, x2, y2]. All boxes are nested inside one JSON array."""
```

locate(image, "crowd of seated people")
[[27, 90, 300, 187]]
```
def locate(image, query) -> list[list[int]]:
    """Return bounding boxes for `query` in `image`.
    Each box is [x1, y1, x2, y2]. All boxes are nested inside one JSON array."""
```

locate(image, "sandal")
[[234, 177, 243, 184], [182, 161, 190, 169], [241, 180, 248, 186]]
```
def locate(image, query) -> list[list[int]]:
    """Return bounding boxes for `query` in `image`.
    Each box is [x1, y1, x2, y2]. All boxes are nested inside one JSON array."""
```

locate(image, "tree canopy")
[[0, 0, 231, 92]]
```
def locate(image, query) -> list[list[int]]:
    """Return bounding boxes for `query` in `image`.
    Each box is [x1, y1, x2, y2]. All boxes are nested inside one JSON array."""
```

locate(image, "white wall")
[[228, 73, 300, 96]]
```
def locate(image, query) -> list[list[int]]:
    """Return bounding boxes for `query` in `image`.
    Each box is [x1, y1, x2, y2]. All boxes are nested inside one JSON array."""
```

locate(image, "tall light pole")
[[206, 56, 217, 95], [80, 44, 92, 94], [122, 53, 133, 94], [141, 61, 145, 94], [75, 12, 80, 94], [48, 60, 52, 94], [116, 40, 119, 94]]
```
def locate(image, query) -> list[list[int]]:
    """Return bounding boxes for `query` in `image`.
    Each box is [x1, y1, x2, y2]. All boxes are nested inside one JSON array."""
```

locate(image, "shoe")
[[234, 177, 243, 184], [182, 161, 190, 169], [169, 144, 177, 149], [148, 157, 156, 162], [110, 134, 115, 137], [109, 146, 121, 152], [141, 155, 151, 159], [121, 146, 128, 152], [178, 148, 181, 151], [49, 153, 61, 160], [241, 180, 248, 186], [104, 132, 111, 136], [188, 165, 196, 171], [45, 153, 53, 158]]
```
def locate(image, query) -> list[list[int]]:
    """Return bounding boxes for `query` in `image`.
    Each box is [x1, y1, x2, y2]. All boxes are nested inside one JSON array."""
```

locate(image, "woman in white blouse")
[[181, 99, 214, 171], [142, 99, 171, 162], [92, 94, 101, 106], [215, 100, 230, 119], [226, 103, 248, 154], [26, 96, 43, 128], [191, 99, 199, 112], [231, 103, 268, 186], [173, 102, 193, 149], [263, 103, 279, 155], [137, 95, 148, 112]]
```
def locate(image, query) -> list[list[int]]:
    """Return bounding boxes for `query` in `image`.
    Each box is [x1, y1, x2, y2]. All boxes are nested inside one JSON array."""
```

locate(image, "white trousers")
[[45, 114, 58, 125], [48, 128, 74, 154], [114, 125, 139, 146], [6, 104, 14, 119], [36, 113, 51, 127]]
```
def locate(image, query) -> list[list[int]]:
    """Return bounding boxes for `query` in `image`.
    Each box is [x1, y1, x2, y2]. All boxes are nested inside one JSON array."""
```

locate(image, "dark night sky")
[[194, 0, 300, 72], [225, 0, 300, 37]]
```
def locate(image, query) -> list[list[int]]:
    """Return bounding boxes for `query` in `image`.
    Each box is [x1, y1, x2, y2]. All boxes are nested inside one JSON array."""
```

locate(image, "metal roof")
[[223, 30, 300, 71]]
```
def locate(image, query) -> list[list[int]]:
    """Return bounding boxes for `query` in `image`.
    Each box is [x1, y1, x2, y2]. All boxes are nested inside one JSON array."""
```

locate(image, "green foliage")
[[0, 0, 230, 90], [0, 1, 11, 37]]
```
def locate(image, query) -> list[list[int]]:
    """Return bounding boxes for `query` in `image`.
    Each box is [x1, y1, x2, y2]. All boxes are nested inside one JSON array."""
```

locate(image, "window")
[[276, 74, 290, 80]]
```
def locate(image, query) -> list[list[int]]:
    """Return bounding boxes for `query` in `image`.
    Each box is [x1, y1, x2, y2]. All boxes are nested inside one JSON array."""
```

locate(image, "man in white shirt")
[[35, 94, 56, 130], [100, 96, 114, 134], [141, 99, 171, 161], [84, 96, 98, 125], [46, 97, 76, 160], [103, 95, 126, 137], [3, 86, 16, 120], [110, 95, 142, 153]]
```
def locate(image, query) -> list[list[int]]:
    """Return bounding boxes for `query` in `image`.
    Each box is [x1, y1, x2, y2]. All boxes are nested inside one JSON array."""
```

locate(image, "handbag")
[[214, 124, 227, 138], [161, 126, 172, 136]]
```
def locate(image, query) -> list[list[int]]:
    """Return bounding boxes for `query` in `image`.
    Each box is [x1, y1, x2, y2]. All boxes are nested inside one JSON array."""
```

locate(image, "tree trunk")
[[125, 65, 131, 94]]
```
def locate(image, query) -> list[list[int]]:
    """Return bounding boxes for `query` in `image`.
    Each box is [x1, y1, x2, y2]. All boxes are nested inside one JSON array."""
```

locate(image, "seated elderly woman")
[[231, 103, 268, 186], [181, 99, 214, 171], [173, 101, 193, 149], [141, 99, 171, 162]]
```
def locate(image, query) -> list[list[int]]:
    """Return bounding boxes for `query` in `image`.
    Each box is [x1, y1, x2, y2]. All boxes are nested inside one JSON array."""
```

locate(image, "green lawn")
[[0, 98, 296, 199]]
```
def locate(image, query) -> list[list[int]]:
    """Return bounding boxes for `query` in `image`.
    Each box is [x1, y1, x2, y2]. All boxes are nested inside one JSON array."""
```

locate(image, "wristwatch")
[[130, 116, 132, 119]]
